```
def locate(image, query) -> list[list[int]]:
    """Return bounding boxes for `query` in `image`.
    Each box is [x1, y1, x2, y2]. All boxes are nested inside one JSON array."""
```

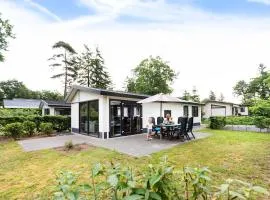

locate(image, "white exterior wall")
[[239, 107, 249, 116], [203, 103, 233, 118], [142, 103, 201, 129]]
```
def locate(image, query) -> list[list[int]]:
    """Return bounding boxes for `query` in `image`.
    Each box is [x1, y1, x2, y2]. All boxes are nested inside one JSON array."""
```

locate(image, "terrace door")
[[110, 100, 142, 137]]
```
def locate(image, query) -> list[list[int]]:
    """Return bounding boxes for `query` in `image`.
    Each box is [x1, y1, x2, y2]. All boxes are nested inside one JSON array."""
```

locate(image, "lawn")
[[0, 129, 269, 199]]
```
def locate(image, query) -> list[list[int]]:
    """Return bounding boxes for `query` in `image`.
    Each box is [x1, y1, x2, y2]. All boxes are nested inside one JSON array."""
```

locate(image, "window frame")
[[183, 105, 189, 117], [192, 106, 199, 117]]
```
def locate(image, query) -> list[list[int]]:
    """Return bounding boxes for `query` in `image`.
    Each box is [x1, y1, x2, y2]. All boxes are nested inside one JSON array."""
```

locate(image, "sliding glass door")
[[109, 100, 142, 138], [79, 100, 99, 137]]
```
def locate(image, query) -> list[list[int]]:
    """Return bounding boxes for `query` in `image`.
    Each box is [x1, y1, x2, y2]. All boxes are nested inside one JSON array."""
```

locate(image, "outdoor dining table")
[[155, 123, 181, 139]]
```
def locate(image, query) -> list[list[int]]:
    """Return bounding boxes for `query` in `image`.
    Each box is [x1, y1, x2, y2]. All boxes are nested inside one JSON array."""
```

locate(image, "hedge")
[[209, 116, 226, 129], [0, 115, 71, 132], [0, 108, 41, 117], [225, 116, 255, 125]]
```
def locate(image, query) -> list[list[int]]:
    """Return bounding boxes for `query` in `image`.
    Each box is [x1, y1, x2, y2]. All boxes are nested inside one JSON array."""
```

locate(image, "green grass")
[[0, 129, 269, 199]]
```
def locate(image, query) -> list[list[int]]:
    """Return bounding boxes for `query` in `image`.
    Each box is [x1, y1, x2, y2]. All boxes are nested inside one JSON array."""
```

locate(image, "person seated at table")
[[163, 114, 174, 124]]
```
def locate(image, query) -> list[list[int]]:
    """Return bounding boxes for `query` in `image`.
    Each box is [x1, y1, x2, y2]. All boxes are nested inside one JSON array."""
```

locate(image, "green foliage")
[[209, 90, 216, 101], [0, 108, 41, 117], [126, 56, 178, 95], [181, 90, 191, 101], [0, 80, 31, 100], [215, 178, 269, 200], [249, 99, 270, 117], [23, 121, 36, 136], [64, 140, 74, 151], [4, 122, 23, 139], [0, 116, 70, 132], [209, 117, 226, 129], [53, 158, 269, 200], [49, 41, 78, 97], [181, 87, 200, 102], [233, 64, 270, 104], [40, 122, 53, 135], [77, 46, 112, 89], [225, 116, 255, 125], [0, 79, 63, 106], [253, 116, 267, 129], [54, 171, 80, 200], [0, 12, 15, 62]]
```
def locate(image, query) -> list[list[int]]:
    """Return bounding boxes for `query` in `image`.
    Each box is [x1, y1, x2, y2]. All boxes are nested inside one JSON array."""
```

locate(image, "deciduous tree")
[[126, 56, 178, 95], [0, 12, 15, 62]]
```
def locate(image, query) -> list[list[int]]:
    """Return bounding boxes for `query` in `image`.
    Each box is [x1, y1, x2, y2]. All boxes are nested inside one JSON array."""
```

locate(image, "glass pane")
[[89, 100, 99, 135], [110, 101, 122, 137], [79, 102, 88, 134]]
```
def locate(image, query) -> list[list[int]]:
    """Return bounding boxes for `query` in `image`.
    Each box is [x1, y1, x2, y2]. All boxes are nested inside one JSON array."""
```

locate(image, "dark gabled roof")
[[42, 100, 70, 107], [66, 85, 150, 102], [66, 85, 203, 105], [3, 98, 41, 108]]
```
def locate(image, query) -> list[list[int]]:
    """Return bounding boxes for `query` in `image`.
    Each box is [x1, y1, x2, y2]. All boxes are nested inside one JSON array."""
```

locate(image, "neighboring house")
[[65, 85, 203, 139], [3, 98, 41, 108], [40, 100, 71, 116], [203, 100, 248, 118], [3, 98, 71, 116]]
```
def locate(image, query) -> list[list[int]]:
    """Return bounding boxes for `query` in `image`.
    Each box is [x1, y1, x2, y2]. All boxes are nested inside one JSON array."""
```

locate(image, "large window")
[[240, 107, 245, 112], [192, 106, 199, 117], [183, 106, 189, 117], [164, 110, 171, 118], [44, 108, 50, 115], [79, 100, 99, 136]]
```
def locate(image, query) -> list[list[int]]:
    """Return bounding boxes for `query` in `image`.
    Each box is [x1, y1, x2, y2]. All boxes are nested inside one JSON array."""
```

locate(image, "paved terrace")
[[18, 132, 211, 157]]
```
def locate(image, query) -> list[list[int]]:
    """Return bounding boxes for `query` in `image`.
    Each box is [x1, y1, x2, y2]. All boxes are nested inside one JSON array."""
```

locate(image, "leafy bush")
[[53, 157, 269, 200], [23, 121, 36, 136], [0, 116, 70, 132], [250, 99, 270, 117], [0, 108, 41, 117], [209, 117, 226, 129], [4, 122, 24, 139], [64, 140, 74, 151], [225, 116, 255, 125], [40, 122, 53, 136]]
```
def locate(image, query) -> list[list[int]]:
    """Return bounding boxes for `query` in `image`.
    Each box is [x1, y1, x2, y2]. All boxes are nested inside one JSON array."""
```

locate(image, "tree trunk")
[[64, 51, 68, 98]]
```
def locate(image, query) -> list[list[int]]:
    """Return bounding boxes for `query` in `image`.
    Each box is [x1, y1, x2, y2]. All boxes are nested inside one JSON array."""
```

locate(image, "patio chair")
[[151, 117, 161, 138], [157, 117, 164, 125], [187, 117, 195, 139], [178, 117, 190, 140]]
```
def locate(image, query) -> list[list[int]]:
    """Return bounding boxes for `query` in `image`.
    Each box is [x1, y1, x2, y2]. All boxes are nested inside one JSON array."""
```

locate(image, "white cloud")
[[24, 0, 62, 21], [247, 0, 270, 5], [1, 0, 270, 103]]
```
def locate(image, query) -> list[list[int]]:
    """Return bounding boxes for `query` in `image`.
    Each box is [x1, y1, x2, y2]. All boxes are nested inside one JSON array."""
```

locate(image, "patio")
[[18, 132, 210, 157]]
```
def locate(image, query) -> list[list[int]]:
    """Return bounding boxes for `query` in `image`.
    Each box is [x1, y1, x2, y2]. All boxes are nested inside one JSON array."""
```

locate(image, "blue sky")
[[2, 0, 270, 102], [19, 0, 270, 22]]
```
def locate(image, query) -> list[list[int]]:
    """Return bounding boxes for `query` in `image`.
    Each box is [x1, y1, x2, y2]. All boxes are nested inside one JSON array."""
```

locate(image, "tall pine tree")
[[49, 41, 77, 97], [77, 46, 112, 89], [209, 90, 216, 101], [77, 45, 93, 87]]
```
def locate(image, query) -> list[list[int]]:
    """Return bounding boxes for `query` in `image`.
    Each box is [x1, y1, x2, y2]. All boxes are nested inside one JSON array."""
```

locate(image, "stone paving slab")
[[18, 132, 211, 157]]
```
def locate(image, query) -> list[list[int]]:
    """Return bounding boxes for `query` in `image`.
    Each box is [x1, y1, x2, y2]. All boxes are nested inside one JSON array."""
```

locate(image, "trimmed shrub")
[[40, 122, 53, 136], [225, 116, 255, 125], [209, 117, 226, 129], [23, 121, 36, 136], [0, 108, 41, 117], [0, 115, 71, 132], [4, 122, 24, 139]]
